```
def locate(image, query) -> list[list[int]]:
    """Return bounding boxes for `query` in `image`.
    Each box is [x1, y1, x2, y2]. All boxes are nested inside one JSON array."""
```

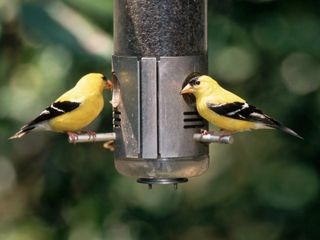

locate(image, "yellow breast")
[[50, 94, 104, 132]]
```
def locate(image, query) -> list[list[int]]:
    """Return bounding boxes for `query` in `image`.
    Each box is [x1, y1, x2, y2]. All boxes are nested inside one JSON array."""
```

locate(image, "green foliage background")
[[0, 0, 319, 239]]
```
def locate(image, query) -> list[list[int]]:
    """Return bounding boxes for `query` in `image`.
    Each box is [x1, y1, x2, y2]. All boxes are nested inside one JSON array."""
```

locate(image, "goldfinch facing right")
[[180, 75, 302, 139], [10, 73, 112, 141]]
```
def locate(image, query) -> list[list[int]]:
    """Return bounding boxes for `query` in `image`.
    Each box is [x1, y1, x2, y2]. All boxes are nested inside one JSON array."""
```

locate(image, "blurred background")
[[0, 0, 319, 239]]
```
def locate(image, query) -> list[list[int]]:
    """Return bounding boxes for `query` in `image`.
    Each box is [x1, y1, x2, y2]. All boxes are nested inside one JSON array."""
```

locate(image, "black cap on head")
[[181, 72, 202, 106], [189, 76, 200, 86]]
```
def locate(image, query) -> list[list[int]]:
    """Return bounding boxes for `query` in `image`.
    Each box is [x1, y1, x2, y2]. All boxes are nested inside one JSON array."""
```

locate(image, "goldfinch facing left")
[[181, 75, 302, 139], [10, 73, 112, 141]]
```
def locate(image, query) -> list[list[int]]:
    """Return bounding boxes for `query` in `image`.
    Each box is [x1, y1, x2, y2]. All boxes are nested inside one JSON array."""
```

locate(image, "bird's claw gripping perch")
[[67, 132, 79, 144], [200, 129, 209, 136], [85, 130, 97, 142], [67, 132, 116, 144], [68, 130, 97, 144]]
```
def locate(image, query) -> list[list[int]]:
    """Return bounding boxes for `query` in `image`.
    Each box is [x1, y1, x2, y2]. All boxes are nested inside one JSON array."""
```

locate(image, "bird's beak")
[[180, 84, 194, 95], [105, 80, 113, 90]]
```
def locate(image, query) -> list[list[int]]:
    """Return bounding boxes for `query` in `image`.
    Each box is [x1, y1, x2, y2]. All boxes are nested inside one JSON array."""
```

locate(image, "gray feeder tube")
[[112, 0, 209, 185]]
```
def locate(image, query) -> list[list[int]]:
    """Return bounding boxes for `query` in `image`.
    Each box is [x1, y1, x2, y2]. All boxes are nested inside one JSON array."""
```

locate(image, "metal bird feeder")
[[111, 0, 209, 188], [70, 0, 233, 188]]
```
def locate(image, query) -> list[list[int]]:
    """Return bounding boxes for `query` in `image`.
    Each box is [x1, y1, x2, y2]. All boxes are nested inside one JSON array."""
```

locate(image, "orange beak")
[[105, 80, 113, 90], [180, 84, 194, 95]]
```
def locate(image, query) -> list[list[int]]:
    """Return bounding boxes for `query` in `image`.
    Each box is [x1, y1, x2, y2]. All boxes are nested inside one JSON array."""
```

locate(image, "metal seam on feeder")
[[68, 132, 116, 143]]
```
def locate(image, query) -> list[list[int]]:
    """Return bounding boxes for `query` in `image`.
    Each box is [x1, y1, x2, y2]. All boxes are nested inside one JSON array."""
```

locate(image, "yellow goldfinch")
[[9, 73, 112, 141], [180, 75, 302, 139]]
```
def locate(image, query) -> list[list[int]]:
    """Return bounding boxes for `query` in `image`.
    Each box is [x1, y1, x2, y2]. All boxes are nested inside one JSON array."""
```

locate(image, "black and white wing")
[[206, 101, 303, 139], [28, 101, 81, 126], [206, 101, 280, 126], [9, 101, 80, 139]]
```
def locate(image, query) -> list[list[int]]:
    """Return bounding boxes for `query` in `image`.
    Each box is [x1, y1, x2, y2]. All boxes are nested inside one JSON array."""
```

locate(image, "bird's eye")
[[195, 81, 200, 85], [102, 75, 106, 81]]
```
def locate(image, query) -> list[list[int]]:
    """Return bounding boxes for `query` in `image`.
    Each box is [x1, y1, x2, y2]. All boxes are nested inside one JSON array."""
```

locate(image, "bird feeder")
[[111, 0, 209, 187], [70, 0, 233, 188]]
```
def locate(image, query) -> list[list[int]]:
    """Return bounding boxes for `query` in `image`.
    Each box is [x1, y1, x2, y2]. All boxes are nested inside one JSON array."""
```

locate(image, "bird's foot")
[[200, 129, 209, 136], [200, 129, 216, 136], [84, 130, 97, 142], [200, 129, 215, 145], [67, 131, 79, 144], [105, 80, 113, 90]]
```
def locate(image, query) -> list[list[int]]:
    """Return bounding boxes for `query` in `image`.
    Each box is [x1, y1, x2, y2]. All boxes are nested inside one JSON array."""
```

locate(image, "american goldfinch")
[[180, 75, 302, 139], [10, 73, 112, 141]]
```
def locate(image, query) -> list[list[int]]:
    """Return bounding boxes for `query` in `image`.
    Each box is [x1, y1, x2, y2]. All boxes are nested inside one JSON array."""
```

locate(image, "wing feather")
[[28, 101, 81, 126], [206, 101, 280, 126]]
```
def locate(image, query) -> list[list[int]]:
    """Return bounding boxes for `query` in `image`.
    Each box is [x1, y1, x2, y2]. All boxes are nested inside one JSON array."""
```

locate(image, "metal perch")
[[193, 133, 234, 144], [68, 132, 116, 143]]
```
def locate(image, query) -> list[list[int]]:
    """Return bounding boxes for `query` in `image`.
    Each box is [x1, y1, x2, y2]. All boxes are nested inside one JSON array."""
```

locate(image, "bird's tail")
[[254, 112, 303, 139], [9, 125, 35, 140], [269, 124, 303, 139]]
